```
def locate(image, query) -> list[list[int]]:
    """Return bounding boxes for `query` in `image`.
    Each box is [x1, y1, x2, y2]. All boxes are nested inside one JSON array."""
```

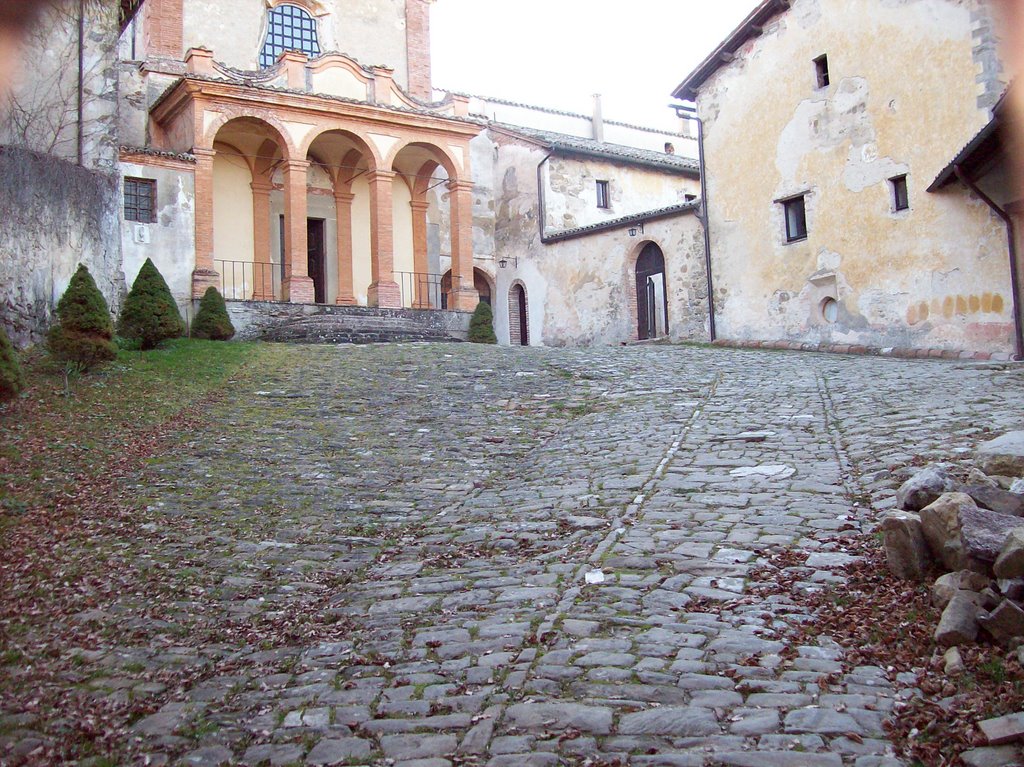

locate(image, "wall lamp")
[[498, 256, 518, 268], [628, 222, 645, 237]]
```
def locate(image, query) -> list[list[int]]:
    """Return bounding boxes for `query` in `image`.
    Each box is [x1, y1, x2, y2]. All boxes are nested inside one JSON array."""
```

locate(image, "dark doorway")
[[509, 283, 528, 346], [635, 242, 668, 340], [307, 218, 326, 303], [474, 269, 492, 306]]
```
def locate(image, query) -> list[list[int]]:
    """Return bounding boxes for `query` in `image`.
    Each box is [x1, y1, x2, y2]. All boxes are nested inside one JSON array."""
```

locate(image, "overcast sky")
[[431, 0, 762, 132]]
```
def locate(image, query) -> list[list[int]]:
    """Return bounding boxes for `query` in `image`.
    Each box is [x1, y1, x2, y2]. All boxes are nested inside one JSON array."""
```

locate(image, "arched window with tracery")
[[259, 4, 320, 69]]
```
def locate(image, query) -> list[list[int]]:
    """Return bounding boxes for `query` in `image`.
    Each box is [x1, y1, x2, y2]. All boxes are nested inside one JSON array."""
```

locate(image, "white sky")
[[431, 0, 762, 132]]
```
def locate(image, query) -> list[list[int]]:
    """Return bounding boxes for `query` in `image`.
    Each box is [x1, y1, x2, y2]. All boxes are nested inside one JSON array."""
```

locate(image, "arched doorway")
[[474, 269, 492, 306], [635, 242, 668, 340], [509, 282, 529, 346]]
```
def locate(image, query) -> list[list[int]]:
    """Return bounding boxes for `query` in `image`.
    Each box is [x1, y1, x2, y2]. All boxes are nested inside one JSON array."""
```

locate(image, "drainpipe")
[[536, 150, 554, 244], [954, 164, 1024, 361], [673, 103, 716, 342], [76, 0, 85, 166]]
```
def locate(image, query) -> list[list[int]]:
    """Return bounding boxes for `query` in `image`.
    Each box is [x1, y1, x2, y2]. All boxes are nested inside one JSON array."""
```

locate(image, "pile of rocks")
[[881, 431, 1024, 649]]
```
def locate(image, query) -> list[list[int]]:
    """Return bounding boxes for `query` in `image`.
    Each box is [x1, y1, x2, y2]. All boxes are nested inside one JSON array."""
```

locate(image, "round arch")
[[387, 140, 461, 181], [301, 127, 381, 173], [203, 112, 296, 158]]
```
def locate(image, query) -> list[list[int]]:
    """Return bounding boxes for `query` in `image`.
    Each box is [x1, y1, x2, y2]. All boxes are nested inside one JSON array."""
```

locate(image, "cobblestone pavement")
[[36, 344, 1024, 765]]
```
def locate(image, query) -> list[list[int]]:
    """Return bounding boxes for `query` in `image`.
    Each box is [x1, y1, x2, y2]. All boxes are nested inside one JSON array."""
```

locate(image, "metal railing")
[[215, 260, 282, 302], [395, 271, 451, 310]]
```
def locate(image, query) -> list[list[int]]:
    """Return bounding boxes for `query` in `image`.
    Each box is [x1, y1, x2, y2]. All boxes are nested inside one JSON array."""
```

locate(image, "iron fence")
[[395, 271, 451, 310], [215, 260, 282, 302]]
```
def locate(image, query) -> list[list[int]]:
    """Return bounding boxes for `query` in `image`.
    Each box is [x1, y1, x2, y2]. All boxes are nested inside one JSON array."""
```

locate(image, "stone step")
[[261, 315, 460, 345]]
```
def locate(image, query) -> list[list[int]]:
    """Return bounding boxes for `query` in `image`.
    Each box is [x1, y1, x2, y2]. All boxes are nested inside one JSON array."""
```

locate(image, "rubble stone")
[[979, 712, 1024, 745], [880, 511, 932, 580], [935, 593, 980, 646], [978, 599, 1024, 645], [995, 529, 1024, 579], [966, 485, 1024, 517], [977, 432, 1024, 478], [897, 465, 958, 511]]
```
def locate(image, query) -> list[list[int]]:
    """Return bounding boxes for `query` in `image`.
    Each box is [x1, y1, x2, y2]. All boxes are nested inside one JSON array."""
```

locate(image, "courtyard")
[[2, 342, 1023, 766]]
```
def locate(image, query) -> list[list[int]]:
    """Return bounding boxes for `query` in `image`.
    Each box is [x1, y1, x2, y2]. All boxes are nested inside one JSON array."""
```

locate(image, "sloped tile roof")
[[542, 201, 700, 243]]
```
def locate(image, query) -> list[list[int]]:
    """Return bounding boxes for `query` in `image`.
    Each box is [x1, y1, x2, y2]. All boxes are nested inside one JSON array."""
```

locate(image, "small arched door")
[[509, 283, 529, 346], [635, 243, 668, 340]]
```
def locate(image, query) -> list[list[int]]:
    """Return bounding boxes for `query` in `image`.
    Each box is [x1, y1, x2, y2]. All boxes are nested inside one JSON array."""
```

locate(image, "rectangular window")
[[783, 195, 808, 242], [124, 177, 156, 222], [891, 174, 909, 211], [814, 54, 830, 88], [596, 180, 610, 209]]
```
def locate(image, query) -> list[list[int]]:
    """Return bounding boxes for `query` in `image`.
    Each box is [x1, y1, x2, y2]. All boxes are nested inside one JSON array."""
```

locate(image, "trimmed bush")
[[0, 324, 24, 401], [48, 264, 117, 370], [191, 287, 235, 341], [117, 258, 184, 350], [468, 301, 497, 344]]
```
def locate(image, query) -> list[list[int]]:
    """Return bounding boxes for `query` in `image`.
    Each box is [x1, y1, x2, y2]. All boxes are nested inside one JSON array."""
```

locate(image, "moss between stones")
[[47, 264, 117, 370], [191, 287, 235, 341], [117, 258, 185, 350], [468, 302, 497, 344]]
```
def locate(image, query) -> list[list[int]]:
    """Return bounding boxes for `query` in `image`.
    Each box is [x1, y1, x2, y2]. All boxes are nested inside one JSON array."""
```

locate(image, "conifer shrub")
[[117, 258, 184, 350], [191, 287, 235, 341], [0, 324, 24, 401], [47, 264, 117, 370], [468, 301, 497, 344]]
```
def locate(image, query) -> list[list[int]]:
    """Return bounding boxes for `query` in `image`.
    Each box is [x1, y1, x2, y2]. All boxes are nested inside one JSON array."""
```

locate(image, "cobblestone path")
[[68, 345, 1024, 765]]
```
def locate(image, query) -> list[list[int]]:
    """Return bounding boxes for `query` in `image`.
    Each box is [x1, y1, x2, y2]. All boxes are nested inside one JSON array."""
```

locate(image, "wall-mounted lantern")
[[628, 222, 645, 237]]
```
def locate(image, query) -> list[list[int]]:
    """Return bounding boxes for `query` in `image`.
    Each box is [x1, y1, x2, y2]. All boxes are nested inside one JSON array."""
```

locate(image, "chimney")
[[406, 0, 434, 101], [592, 93, 604, 143]]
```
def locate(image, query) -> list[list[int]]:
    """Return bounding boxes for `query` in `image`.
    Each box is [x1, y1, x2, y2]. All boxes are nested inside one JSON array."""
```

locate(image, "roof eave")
[[671, 0, 791, 101]]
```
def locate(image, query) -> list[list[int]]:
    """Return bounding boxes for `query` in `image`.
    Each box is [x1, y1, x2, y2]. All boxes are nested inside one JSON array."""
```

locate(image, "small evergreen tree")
[[191, 287, 235, 341], [48, 264, 117, 370], [468, 301, 497, 344], [117, 258, 184, 350], [0, 324, 24, 401]]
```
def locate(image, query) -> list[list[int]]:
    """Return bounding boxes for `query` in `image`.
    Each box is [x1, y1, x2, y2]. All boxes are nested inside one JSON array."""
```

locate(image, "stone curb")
[[712, 338, 1018, 362]]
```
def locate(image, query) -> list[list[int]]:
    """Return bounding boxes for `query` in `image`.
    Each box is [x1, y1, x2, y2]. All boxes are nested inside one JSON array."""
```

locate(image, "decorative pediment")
[[308, 53, 374, 101]]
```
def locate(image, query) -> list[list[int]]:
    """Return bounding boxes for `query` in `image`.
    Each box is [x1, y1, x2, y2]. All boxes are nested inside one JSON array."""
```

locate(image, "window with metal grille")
[[259, 4, 320, 69], [783, 195, 807, 242], [596, 180, 610, 209], [124, 177, 156, 222]]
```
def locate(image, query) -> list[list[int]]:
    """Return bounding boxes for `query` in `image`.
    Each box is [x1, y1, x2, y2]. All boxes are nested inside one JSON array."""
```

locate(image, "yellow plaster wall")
[[392, 178, 415, 306], [212, 150, 255, 298], [697, 0, 1012, 353], [351, 176, 372, 305]]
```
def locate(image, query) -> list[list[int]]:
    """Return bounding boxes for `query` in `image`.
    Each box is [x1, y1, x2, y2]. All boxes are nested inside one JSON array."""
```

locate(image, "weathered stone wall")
[[477, 132, 708, 347], [695, 0, 1014, 354], [543, 155, 699, 233], [133, 0, 413, 89], [0, 149, 124, 347], [119, 157, 197, 316], [0, 2, 121, 172]]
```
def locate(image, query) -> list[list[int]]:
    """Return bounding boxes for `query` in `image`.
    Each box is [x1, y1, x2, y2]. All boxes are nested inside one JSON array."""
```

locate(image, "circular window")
[[821, 297, 839, 323]]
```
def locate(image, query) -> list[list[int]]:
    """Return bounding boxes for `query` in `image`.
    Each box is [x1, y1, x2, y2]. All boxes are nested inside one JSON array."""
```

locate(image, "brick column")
[[191, 147, 219, 298], [283, 159, 315, 303], [448, 179, 478, 311], [410, 199, 430, 308], [405, 0, 434, 100], [335, 190, 357, 305], [368, 170, 401, 308], [251, 180, 274, 300]]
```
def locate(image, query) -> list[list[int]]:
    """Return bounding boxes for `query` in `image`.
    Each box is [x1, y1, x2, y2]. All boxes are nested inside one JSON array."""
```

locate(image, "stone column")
[[368, 170, 401, 308], [283, 159, 314, 303], [410, 198, 430, 308], [448, 179, 478, 311], [251, 180, 274, 300], [335, 190, 357, 305], [191, 147, 220, 298]]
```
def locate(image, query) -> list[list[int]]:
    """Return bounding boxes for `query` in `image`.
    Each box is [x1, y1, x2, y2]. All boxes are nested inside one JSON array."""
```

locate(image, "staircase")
[[229, 304, 468, 345]]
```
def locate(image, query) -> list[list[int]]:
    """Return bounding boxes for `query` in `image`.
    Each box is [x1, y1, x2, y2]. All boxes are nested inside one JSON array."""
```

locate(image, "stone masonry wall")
[[0, 149, 125, 347]]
